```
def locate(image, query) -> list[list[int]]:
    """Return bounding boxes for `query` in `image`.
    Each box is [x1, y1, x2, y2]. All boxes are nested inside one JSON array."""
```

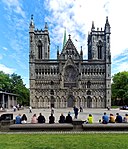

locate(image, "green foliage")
[[112, 71, 128, 105], [0, 71, 29, 105]]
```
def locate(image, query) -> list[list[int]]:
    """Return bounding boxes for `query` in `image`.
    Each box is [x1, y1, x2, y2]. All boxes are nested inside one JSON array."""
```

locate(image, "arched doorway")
[[87, 96, 92, 108], [51, 96, 55, 108], [67, 95, 75, 107]]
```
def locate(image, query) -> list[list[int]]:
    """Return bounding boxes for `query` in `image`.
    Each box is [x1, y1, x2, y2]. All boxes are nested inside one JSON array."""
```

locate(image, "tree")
[[112, 71, 128, 105], [0, 71, 29, 105]]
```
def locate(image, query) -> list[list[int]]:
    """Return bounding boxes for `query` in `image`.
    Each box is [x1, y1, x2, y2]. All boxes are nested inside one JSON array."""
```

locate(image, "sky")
[[0, 0, 128, 88]]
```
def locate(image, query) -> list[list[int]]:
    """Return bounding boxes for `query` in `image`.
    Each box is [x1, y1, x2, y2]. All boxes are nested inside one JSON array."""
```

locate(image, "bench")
[[9, 123, 73, 132], [82, 123, 128, 131]]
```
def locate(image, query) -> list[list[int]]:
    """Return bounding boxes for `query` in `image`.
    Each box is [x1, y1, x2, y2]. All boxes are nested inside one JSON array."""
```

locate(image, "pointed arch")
[[97, 40, 103, 59], [38, 40, 42, 59]]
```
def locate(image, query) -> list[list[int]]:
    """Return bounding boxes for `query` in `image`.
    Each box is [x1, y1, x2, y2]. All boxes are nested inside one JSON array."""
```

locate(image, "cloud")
[[44, 0, 128, 62], [0, 64, 15, 74], [2, 0, 25, 18], [2, 47, 8, 51], [2, 0, 29, 70], [44, 0, 108, 57]]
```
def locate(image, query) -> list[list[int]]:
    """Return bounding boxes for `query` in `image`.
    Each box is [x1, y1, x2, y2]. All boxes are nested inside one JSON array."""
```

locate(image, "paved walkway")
[[1, 107, 128, 123]]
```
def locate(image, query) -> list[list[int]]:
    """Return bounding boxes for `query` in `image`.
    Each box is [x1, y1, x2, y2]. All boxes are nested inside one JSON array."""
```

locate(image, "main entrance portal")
[[67, 95, 75, 107]]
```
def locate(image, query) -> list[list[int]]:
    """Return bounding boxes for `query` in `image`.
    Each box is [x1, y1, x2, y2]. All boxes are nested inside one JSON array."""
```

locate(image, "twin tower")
[[29, 15, 111, 109]]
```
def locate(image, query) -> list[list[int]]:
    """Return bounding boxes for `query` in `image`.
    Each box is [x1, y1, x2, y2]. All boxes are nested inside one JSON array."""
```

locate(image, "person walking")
[[29, 106, 32, 113], [74, 106, 79, 119]]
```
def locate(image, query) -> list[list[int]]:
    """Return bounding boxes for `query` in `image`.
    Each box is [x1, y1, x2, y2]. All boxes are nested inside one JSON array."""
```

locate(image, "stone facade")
[[29, 16, 111, 108]]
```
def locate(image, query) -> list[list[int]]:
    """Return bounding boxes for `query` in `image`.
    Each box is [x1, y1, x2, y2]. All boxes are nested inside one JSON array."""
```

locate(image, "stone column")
[[8, 95, 11, 109], [2, 93, 5, 108]]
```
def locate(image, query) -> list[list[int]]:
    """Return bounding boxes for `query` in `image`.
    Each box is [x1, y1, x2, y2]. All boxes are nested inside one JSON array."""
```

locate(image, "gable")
[[59, 36, 81, 60]]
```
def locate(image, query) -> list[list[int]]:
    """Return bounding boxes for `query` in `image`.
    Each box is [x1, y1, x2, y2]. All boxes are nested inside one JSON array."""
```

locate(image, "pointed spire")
[[105, 16, 110, 33], [44, 22, 48, 30], [105, 16, 110, 27], [30, 14, 34, 27], [91, 21, 95, 31], [63, 28, 67, 48], [57, 46, 59, 54], [80, 46, 83, 56]]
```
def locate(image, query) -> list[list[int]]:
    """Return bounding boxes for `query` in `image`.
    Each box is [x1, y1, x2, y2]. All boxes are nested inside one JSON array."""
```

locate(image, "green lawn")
[[0, 133, 128, 149]]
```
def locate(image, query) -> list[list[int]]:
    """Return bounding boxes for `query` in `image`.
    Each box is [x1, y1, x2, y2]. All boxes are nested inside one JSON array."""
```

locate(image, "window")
[[97, 40, 102, 59], [87, 90, 91, 95], [38, 40, 42, 59], [87, 81, 91, 88]]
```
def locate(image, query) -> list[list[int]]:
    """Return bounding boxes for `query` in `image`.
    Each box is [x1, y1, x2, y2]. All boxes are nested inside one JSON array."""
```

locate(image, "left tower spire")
[[29, 14, 35, 32]]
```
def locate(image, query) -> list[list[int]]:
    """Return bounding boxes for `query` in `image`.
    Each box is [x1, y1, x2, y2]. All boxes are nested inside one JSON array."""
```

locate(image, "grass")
[[111, 106, 119, 109], [0, 133, 128, 149]]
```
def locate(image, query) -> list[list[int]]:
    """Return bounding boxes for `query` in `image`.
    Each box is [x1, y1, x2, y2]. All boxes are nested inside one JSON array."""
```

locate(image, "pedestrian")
[[74, 106, 79, 119], [29, 106, 32, 113], [51, 107, 54, 114], [80, 106, 83, 112], [13, 106, 17, 112]]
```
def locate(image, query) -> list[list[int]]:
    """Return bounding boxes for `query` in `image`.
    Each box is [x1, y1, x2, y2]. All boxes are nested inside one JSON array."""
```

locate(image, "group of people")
[[84, 112, 128, 124], [101, 112, 128, 124], [15, 106, 128, 124], [15, 112, 73, 124]]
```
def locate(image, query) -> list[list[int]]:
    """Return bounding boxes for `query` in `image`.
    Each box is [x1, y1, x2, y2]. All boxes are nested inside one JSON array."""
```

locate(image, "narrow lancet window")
[[38, 40, 42, 59]]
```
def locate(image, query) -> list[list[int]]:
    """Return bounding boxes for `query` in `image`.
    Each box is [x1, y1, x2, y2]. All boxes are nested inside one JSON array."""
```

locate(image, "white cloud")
[[0, 64, 15, 74], [2, 47, 8, 51], [2, 0, 25, 18], [44, 0, 128, 60]]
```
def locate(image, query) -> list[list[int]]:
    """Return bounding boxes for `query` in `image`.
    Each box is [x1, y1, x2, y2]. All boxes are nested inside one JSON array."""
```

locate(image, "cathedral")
[[29, 15, 111, 108]]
